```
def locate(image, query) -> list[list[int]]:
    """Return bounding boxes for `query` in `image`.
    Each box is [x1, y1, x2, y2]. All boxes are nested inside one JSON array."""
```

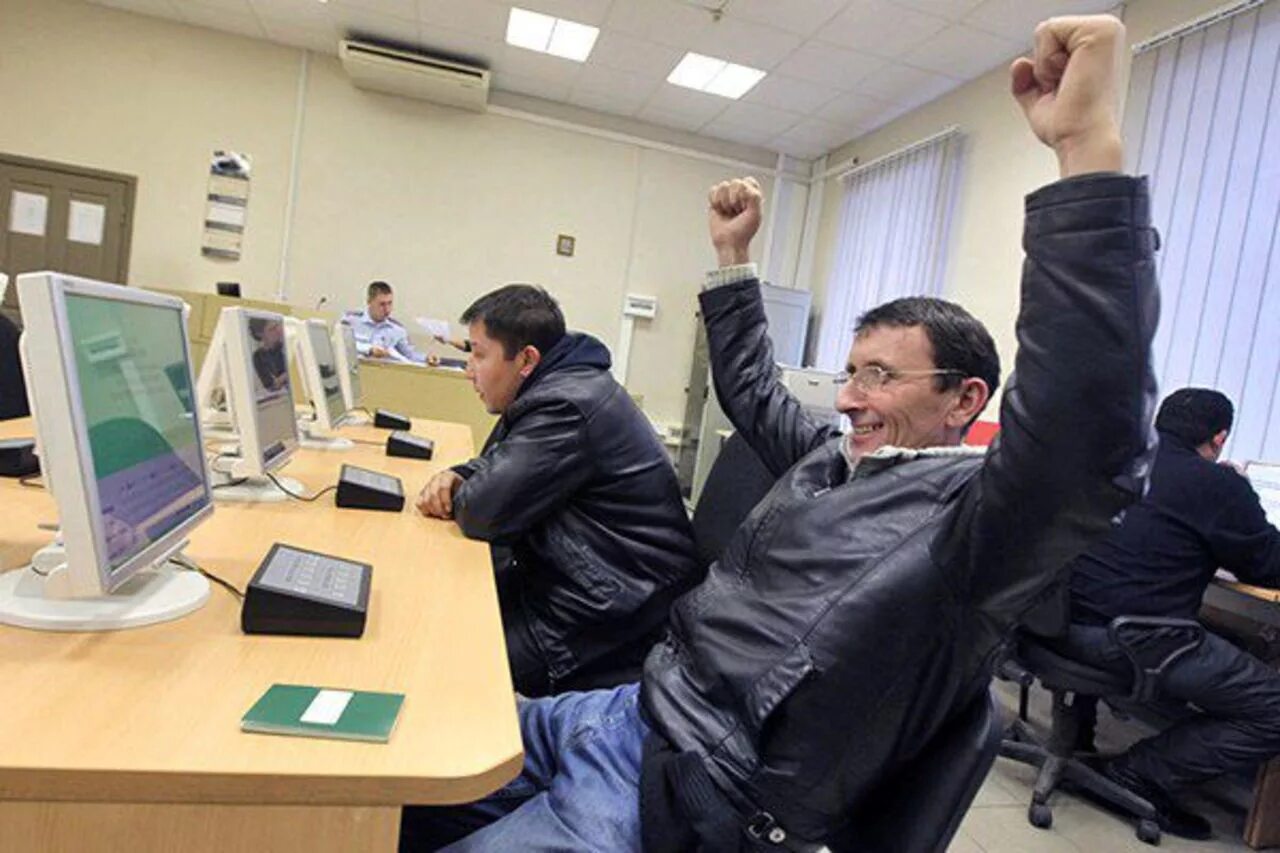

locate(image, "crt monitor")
[[195, 307, 301, 500], [0, 272, 213, 631]]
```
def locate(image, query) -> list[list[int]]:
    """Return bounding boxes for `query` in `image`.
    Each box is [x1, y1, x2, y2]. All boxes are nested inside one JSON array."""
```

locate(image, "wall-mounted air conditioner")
[[338, 40, 490, 112]]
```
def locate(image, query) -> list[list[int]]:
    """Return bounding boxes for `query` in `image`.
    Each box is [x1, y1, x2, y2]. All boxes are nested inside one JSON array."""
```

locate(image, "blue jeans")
[[400, 683, 648, 852]]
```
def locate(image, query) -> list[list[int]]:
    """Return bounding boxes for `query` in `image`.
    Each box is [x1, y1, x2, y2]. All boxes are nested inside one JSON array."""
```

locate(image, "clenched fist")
[[1011, 15, 1127, 177], [708, 177, 763, 268], [417, 469, 463, 519]]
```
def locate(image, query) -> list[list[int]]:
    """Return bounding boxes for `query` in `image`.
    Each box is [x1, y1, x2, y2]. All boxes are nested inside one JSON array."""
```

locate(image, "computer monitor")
[[195, 307, 303, 501], [216, 282, 241, 298], [285, 317, 352, 450], [1245, 461, 1280, 527], [332, 321, 369, 424], [0, 272, 213, 631]]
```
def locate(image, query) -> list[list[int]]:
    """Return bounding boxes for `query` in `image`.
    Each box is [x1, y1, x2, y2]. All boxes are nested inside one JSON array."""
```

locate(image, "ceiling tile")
[[94, 0, 179, 14], [416, 24, 502, 65], [854, 62, 957, 105], [706, 120, 782, 149], [513, 0, 613, 26], [893, 0, 985, 20], [498, 43, 585, 85], [771, 118, 854, 157], [724, 0, 850, 38], [568, 87, 649, 117], [574, 63, 661, 102], [818, 0, 947, 59], [691, 17, 805, 70], [899, 23, 1023, 78], [643, 84, 732, 123], [261, 22, 339, 54], [715, 100, 804, 132], [251, 0, 330, 28], [416, 0, 508, 38], [588, 31, 685, 77], [964, 0, 1118, 43], [491, 71, 574, 102], [742, 73, 844, 114], [772, 40, 884, 89], [604, 0, 713, 50], [171, 0, 253, 14], [816, 88, 892, 124], [636, 105, 716, 133], [328, 4, 419, 43], [335, 0, 418, 20]]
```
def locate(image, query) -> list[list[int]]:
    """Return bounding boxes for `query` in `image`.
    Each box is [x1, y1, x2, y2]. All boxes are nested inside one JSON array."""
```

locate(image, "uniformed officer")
[[343, 281, 427, 363]]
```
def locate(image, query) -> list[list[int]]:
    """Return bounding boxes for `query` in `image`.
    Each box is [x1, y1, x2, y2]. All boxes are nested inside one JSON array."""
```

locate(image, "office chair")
[[1, 312, 30, 421], [997, 583, 1204, 846], [831, 686, 1006, 853], [690, 431, 776, 567]]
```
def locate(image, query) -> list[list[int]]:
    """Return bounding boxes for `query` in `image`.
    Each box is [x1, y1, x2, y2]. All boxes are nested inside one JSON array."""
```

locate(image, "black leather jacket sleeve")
[[964, 173, 1160, 624], [450, 397, 596, 545], [699, 283, 839, 478], [1210, 473, 1280, 587]]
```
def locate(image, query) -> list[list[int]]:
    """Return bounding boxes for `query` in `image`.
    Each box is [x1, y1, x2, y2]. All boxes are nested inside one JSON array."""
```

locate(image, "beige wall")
[[807, 0, 1229, 406], [0, 0, 773, 426]]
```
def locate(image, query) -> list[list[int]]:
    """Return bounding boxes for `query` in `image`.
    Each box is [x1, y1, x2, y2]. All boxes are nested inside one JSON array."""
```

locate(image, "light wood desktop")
[[0, 417, 521, 853]]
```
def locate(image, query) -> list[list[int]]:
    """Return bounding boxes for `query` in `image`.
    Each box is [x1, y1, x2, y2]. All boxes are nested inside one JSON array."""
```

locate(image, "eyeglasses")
[[833, 365, 966, 393]]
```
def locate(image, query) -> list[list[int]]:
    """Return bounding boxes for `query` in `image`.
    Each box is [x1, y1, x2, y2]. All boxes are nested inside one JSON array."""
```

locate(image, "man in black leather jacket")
[[416, 284, 698, 697], [402, 14, 1159, 851]]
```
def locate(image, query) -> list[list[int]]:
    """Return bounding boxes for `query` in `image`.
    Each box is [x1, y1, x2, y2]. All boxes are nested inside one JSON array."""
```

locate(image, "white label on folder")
[[300, 689, 353, 725]]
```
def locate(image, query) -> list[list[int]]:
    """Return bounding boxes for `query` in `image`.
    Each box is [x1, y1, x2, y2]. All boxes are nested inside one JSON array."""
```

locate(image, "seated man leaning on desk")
[[1061, 387, 1280, 839], [401, 15, 1160, 851], [344, 280, 428, 364], [416, 283, 699, 698]]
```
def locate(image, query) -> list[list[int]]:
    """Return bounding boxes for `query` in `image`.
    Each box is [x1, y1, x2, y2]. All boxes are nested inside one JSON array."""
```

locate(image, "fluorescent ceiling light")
[[667, 52, 766, 99], [506, 7, 599, 62]]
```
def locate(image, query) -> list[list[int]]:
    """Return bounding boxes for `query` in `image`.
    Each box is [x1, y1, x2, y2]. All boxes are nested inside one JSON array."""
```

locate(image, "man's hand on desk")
[[370, 345, 391, 358], [417, 470, 463, 519]]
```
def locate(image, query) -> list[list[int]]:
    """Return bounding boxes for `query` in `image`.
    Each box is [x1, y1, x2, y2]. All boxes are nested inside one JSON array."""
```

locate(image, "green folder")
[[241, 683, 404, 743]]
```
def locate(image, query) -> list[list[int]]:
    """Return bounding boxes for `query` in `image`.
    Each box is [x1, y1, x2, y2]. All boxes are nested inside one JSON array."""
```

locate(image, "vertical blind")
[[815, 131, 963, 371], [1123, 0, 1280, 460]]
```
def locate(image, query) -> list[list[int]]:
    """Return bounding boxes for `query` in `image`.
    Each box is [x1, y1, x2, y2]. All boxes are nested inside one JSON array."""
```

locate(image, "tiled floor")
[[952, 682, 1276, 852]]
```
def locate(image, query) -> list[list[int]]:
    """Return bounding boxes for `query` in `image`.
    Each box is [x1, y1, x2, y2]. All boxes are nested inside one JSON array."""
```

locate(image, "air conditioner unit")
[[339, 40, 490, 112]]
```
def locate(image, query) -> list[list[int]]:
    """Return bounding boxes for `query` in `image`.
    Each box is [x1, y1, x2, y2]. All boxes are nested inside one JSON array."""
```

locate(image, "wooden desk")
[[358, 359, 496, 449], [1204, 574, 1280, 848], [0, 417, 521, 853]]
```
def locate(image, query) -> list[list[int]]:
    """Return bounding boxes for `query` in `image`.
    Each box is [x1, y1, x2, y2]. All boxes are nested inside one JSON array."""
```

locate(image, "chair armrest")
[[1107, 616, 1205, 703]]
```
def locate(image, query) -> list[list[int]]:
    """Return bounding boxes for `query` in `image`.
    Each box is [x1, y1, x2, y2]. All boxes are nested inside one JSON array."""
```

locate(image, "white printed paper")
[[415, 317, 451, 340], [9, 191, 48, 237], [68, 201, 106, 245], [300, 689, 354, 725]]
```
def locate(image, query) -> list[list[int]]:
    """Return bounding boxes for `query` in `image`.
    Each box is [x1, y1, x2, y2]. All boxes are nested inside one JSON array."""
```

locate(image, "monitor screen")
[[246, 315, 295, 468], [306, 321, 346, 426], [64, 291, 209, 576]]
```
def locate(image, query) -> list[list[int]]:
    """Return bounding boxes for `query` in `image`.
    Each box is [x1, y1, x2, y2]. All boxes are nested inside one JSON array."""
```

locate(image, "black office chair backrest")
[[690, 432, 776, 566], [0, 312, 29, 421], [835, 687, 1005, 853], [1019, 566, 1073, 639]]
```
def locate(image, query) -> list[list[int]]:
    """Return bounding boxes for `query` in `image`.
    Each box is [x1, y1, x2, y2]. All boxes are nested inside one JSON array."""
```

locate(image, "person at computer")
[[401, 15, 1162, 851], [415, 283, 699, 697], [343, 281, 428, 364], [1058, 387, 1280, 839], [0, 311, 29, 420]]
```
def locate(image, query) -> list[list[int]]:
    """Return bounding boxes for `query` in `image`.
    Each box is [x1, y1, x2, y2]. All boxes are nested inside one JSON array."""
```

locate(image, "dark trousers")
[[497, 567, 656, 698], [1059, 623, 1280, 791]]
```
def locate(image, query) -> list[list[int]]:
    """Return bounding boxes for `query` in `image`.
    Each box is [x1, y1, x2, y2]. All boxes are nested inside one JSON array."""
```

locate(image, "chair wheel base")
[[1029, 803, 1053, 829], [1136, 819, 1160, 845]]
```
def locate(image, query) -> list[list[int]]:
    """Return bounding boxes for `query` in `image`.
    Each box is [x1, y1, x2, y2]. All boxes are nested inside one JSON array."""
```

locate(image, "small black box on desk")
[[242, 543, 371, 638], [387, 431, 433, 460], [373, 409, 411, 430], [336, 464, 405, 511]]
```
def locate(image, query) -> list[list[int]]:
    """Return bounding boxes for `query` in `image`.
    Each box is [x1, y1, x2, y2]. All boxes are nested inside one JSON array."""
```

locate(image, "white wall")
[[0, 0, 776, 425], [807, 0, 1230, 402]]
